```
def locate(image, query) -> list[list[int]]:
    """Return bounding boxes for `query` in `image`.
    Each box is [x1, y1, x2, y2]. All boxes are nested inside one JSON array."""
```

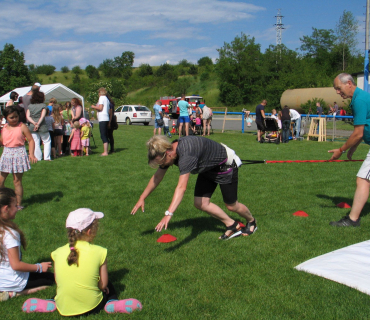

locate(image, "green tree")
[[99, 51, 134, 79], [113, 51, 135, 79], [300, 28, 337, 58], [197, 56, 213, 67], [85, 65, 100, 79], [72, 65, 83, 75], [188, 64, 198, 75], [138, 63, 153, 77], [216, 33, 262, 106], [34, 64, 56, 75], [61, 66, 69, 73], [336, 10, 359, 71], [178, 59, 191, 67], [0, 43, 31, 95]]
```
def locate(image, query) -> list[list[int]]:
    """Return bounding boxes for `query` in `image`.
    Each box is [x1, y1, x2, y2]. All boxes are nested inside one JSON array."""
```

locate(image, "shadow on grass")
[[109, 268, 129, 294], [23, 191, 64, 205], [317, 194, 370, 218], [141, 216, 224, 252], [112, 148, 128, 153]]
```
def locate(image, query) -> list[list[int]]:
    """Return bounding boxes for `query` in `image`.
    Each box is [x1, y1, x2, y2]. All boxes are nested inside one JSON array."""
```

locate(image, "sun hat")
[[79, 118, 88, 126], [66, 208, 104, 231]]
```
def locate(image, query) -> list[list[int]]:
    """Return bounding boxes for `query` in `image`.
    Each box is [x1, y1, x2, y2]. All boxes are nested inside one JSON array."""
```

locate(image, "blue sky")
[[0, 0, 366, 69]]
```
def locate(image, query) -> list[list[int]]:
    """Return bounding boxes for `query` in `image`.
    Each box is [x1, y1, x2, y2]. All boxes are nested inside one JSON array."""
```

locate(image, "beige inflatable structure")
[[280, 88, 350, 113]]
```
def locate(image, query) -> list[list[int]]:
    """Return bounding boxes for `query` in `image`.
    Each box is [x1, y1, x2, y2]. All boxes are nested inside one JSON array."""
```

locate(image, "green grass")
[[2, 125, 370, 319]]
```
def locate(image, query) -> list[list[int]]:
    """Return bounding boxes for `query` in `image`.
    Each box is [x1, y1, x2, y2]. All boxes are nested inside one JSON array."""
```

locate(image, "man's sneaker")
[[329, 215, 360, 227]]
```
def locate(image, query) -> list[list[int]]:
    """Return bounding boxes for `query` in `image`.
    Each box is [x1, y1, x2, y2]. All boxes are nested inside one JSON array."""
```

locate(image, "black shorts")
[[54, 129, 63, 137], [194, 167, 238, 204], [256, 120, 266, 131]]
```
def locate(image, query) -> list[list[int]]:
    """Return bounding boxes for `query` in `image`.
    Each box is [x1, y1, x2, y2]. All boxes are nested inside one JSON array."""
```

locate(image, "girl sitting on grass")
[[22, 208, 142, 315], [0, 106, 38, 210], [0, 187, 54, 302]]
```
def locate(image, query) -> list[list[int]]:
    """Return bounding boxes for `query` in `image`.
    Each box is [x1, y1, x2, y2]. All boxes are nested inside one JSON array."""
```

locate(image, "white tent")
[[0, 83, 84, 108]]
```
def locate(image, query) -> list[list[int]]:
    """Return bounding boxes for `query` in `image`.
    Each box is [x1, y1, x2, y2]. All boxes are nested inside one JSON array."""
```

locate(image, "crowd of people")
[[154, 94, 213, 138]]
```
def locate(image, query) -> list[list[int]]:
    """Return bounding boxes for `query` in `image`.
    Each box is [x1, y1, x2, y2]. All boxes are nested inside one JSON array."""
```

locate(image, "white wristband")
[[165, 210, 173, 216]]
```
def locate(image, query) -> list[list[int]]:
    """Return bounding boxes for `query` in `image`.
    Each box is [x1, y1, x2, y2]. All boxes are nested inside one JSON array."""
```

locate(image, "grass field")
[[1, 125, 370, 319]]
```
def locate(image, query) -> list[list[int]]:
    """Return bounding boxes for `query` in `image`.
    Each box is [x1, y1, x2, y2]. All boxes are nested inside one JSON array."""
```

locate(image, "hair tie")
[[70, 247, 75, 251]]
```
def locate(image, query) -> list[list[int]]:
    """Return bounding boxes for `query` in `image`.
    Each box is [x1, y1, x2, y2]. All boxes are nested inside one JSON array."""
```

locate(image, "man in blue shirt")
[[178, 94, 190, 138], [329, 73, 370, 227]]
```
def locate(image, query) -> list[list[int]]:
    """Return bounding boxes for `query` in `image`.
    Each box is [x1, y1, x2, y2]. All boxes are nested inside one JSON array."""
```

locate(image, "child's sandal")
[[22, 298, 56, 313], [104, 299, 142, 314], [219, 221, 242, 240], [242, 219, 257, 236]]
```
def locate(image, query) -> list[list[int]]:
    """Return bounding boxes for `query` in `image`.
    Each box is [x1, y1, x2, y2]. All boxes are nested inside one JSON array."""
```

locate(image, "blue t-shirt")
[[178, 100, 189, 117], [351, 87, 370, 145], [153, 104, 162, 119]]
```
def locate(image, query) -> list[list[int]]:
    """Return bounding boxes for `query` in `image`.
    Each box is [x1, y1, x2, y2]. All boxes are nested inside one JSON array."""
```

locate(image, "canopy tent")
[[0, 83, 84, 109]]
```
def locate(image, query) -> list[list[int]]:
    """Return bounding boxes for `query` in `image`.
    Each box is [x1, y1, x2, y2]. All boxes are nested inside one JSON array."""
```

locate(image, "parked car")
[[115, 105, 152, 125]]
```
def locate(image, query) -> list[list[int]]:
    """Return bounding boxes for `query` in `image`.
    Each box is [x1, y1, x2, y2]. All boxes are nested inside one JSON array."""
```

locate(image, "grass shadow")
[[316, 194, 370, 218], [23, 191, 63, 205], [108, 268, 129, 294], [141, 216, 224, 252]]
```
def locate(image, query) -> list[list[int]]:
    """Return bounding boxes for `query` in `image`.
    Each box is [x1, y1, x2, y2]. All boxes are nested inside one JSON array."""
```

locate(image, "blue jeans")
[[293, 117, 301, 138], [282, 120, 290, 143]]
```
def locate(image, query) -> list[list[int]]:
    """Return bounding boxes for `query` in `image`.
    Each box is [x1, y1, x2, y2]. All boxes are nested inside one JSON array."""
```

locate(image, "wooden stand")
[[307, 117, 326, 141]]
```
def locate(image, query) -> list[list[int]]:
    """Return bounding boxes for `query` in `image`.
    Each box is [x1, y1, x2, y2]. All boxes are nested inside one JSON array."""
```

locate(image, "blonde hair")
[[147, 135, 172, 168], [67, 220, 98, 266], [52, 104, 63, 124], [73, 121, 80, 129], [98, 87, 107, 95]]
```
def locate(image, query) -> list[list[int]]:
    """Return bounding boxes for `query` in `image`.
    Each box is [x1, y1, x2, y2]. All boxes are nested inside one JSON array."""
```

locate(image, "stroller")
[[263, 117, 280, 144]]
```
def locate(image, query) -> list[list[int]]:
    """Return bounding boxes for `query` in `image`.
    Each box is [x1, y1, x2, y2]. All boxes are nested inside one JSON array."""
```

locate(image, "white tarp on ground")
[[295, 240, 370, 295], [0, 83, 84, 108]]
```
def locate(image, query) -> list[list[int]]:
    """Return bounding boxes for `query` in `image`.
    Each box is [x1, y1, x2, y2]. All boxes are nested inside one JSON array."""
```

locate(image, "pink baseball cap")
[[79, 118, 88, 126], [66, 208, 104, 231]]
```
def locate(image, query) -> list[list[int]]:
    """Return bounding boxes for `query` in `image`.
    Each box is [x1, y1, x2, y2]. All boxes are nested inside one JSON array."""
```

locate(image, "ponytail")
[[67, 228, 79, 266]]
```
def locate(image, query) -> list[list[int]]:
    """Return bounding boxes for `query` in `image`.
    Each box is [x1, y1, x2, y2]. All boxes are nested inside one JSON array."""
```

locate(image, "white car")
[[115, 105, 152, 125]]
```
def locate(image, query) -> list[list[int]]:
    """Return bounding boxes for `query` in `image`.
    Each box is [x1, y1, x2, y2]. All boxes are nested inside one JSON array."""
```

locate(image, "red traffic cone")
[[293, 211, 309, 217]]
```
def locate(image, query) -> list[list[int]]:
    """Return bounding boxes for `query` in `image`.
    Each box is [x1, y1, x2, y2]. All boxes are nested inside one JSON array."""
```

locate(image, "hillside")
[[35, 70, 254, 112]]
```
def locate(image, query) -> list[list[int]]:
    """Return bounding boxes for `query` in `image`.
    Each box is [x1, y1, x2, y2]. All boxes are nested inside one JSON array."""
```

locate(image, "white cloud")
[[24, 39, 218, 68], [0, 0, 265, 39]]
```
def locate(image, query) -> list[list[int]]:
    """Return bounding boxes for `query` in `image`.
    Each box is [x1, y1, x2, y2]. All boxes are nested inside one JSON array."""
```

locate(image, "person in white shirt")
[[91, 88, 110, 156], [289, 109, 301, 139]]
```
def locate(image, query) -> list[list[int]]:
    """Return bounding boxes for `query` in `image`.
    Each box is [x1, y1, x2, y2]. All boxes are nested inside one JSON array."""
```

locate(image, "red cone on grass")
[[293, 211, 309, 217], [336, 202, 351, 209], [157, 234, 177, 243]]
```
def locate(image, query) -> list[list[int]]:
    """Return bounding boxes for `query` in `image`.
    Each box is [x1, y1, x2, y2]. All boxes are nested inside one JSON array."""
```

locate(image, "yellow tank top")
[[51, 241, 107, 316]]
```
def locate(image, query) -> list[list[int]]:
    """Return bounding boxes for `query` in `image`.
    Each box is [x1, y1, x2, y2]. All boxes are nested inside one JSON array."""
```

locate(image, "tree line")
[[0, 10, 362, 110]]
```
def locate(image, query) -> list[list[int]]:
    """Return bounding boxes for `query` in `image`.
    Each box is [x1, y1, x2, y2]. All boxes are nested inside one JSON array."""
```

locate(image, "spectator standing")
[[22, 83, 41, 116], [163, 114, 172, 138], [255, 100, 267, 143], [106, 94, 115, 154], [91, 88, 110, 156], [68, 121, 82, 157], [52, 104, 64, 157], [47, 98, 57, 114], [334, 102, 339, 115], [281, 105, 291, 143], [26, 91, 51, 161], [44, 109, 56, 159], [202, 104, 213, 136], [316, 102, 323, 116], [153, 101, 163, 136], [62, 102, 72, 154], [6, 92, 18, 107], [289, 109, 301, 139], [178, 94, 191, 138]]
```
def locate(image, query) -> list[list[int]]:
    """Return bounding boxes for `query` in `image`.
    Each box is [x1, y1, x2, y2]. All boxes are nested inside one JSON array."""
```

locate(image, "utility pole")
[[275, 9, 285, 62]]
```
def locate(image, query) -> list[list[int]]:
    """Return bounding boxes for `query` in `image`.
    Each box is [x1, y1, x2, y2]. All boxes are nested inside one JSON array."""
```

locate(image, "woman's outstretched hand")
[[155, 215, 172, 232], [131, 199, 145, 215]]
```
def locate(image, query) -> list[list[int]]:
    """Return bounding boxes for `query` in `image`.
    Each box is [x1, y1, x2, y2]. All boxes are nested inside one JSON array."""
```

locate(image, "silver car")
[[115, 105, 152, 125]]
